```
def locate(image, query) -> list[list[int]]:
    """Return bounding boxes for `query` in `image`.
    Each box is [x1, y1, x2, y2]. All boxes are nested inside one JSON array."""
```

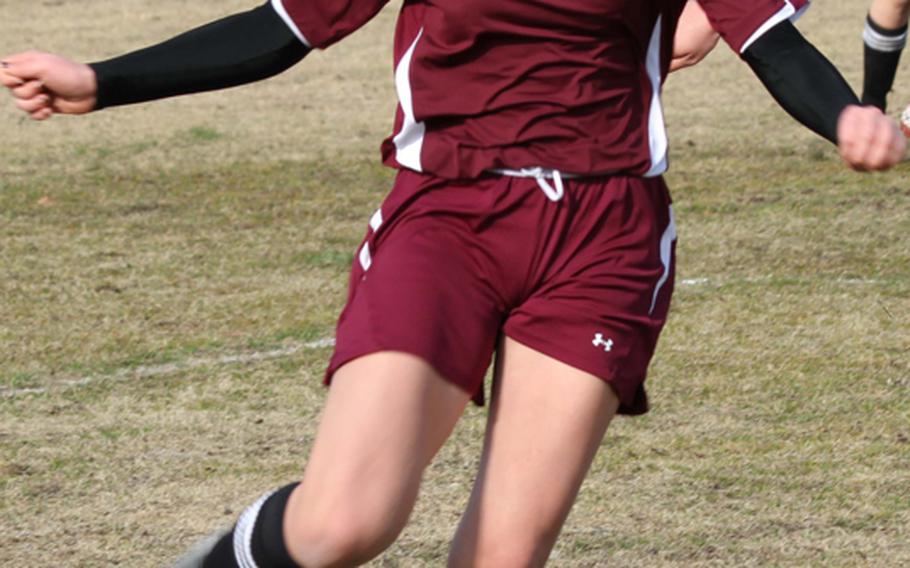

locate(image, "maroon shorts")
[[326, 169, 676, 415]]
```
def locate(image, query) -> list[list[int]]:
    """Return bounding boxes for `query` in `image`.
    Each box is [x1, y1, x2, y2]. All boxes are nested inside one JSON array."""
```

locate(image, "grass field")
[[1, 1, 908, 566]]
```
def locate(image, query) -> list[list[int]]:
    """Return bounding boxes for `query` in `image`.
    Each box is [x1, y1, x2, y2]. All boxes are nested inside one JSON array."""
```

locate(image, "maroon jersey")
[[271, 0, 808, 178]]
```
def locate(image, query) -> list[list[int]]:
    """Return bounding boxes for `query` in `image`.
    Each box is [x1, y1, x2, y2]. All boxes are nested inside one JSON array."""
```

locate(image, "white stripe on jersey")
[[740, 1, 797, 53], [644, 15, 668, 178], [393, 29, 427, 171], [270, 0, 312, 47]]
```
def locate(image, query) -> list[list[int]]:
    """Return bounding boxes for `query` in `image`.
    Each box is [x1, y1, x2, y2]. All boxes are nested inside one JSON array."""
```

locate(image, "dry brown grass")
[[1, 1, 909, 566]]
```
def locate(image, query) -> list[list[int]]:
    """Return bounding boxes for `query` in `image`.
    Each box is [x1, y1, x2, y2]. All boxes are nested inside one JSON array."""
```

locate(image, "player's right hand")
[[0, 51, 97, 120], [837, 105, 907, 171]]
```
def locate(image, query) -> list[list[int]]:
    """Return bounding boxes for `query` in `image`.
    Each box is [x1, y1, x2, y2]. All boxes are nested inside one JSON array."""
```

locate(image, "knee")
[[285, 502, 409, 567]]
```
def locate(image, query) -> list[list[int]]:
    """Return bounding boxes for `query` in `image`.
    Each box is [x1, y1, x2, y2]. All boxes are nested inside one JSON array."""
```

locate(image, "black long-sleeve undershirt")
[[743, 20, 860, 145], [89, 2, 309, 110], [90, 8, 859, 148]]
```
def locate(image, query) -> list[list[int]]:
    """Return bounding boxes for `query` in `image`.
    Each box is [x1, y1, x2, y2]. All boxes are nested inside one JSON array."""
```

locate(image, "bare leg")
[[448, 337, 621, 567], [870, 0, 910, 29], [284, 352, 471, 567]]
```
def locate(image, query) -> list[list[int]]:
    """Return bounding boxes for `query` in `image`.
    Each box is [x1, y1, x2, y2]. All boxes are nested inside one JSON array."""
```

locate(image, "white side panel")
[[644, 16, 668, 178], [392, 29, 426, 171]]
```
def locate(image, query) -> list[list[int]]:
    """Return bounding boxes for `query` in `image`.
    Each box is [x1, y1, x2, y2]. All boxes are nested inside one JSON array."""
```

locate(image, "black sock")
[[200, 531, 238, 568], [202, 482, 301, 568], [862, 15, 908, 111]]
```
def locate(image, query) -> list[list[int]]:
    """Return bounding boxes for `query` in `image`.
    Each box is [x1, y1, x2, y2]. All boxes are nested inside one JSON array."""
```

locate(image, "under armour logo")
[[592, 333, 613, 352]]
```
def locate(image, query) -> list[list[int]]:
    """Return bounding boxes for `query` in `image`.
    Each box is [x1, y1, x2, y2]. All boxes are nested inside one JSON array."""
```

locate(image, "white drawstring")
[[491, 166, 569, 202], [534, 169, 564, 202]]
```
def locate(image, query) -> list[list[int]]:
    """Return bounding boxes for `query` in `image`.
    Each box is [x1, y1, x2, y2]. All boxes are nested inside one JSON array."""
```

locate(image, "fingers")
[[1, 54, 45, 114], [2, 65, 53, 119], [11, 78, 45, 99], [1, 51, 48, 84], [838, 105, 907, 171], [30, 107, 53, 121], [15, 91, 51, 114], [1, 52, 97, 117], [866, 123, 908, 169], [0, 61, 25, 88], [4, 71, 52, 116], [837, 107, 869, 170]]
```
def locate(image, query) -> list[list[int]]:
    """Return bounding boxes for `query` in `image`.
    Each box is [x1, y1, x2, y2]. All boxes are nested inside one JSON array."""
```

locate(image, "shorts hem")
[[325, 343, 486, 405], [502, 329, 649, 416]]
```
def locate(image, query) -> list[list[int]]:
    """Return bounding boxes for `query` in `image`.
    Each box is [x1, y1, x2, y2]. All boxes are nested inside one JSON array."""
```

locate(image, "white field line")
[[680, 277, 711, 286], [1, 337, 335, 398], [0, 277, 887, 398], [678, 276, 884, 286]]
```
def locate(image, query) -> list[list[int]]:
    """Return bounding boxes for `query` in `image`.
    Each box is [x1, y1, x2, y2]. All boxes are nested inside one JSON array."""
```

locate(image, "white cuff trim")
[[740, 1, 798, 54], [270, 0, 312, 48]]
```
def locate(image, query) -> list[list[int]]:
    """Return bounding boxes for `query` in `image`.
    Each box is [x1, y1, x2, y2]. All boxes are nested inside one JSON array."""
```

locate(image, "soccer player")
[[863, 0, 910, 111], [1, 1, 904, 567]]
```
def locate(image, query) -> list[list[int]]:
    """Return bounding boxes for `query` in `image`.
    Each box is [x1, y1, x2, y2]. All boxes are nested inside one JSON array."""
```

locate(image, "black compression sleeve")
[[89, 2, 309, 110], [742, 20, 859, 145]]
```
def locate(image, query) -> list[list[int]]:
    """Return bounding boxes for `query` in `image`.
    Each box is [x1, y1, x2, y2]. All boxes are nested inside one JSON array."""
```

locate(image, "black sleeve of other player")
[[89, 2, 309, 110], [742, 20, 859, 145]]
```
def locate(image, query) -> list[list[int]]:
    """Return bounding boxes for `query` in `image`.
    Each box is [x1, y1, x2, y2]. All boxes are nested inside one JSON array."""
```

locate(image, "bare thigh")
[[448, 337, 621, 568], [283, 351, 471, 567]]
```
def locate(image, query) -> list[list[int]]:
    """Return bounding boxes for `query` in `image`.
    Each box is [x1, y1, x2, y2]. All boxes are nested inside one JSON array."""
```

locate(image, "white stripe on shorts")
[[649, 205, 676, 315], [370, 208, 384, 231], [359, 208, 383, 272], [359, 243, 372, 271]]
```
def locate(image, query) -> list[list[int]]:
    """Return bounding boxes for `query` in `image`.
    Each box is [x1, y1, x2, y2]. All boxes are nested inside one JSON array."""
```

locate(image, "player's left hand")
[[0, 51, 97, 121], [837, 105, 906, 171]]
